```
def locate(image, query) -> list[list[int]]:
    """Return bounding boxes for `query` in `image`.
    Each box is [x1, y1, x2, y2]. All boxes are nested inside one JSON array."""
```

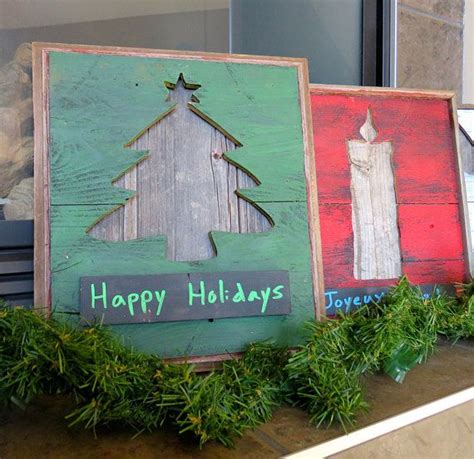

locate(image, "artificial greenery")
[[0, 307, 288, 447], [286, 313, 369, 429], [0, 277, 473, 447], [146, 343, 289, 447]]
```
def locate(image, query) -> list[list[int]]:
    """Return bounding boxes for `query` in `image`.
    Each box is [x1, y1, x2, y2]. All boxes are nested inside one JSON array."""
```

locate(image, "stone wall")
[[397, 0, 465, 100], [0, 43, 34, 220]]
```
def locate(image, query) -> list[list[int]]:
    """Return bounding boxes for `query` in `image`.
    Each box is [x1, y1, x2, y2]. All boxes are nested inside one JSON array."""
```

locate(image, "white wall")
[[464, 0, 474, 104]]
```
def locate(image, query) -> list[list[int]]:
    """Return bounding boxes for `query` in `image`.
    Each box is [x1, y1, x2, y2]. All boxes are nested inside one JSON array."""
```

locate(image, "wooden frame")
[[310, 84, 470, 313], [33, 42, 325, 363]]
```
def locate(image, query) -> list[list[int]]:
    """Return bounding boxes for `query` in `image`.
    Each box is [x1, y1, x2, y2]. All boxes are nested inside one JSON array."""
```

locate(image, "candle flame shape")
[[360, 108, 377, 143]]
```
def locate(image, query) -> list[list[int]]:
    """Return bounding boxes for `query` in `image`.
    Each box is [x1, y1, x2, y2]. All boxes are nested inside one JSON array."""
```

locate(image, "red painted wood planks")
[[403, 259, 466, 284], [311, 87, 467, 290], [398, 204, 464, 261], [313, 94, 459, 205]]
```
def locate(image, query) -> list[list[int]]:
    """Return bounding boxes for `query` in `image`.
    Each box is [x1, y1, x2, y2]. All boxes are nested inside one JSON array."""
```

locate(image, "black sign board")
[[325, 284, 454, 315], [80, 270, 291, 325]]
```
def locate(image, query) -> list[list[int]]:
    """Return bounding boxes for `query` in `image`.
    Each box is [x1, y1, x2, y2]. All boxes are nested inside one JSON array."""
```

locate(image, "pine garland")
[[0, 277, 473, 447], [286, 315, 369, 429]]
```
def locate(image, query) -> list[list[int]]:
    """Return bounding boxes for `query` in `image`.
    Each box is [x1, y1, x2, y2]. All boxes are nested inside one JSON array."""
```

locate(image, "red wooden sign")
[[310, 86, 469, 314]]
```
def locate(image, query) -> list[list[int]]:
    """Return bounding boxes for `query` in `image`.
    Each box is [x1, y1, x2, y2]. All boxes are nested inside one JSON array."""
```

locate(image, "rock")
[[3, 177, 34, 220], [0, 137, 34, 197], [0, 43, 34, 200], [0, 99, 31, 143], [15, 97, 33, 124], [0, 106, 21, 145], [0, 100, 34, 196], [13, 43, 32, 74], [0, 62, 31, 106], [13, 97, 33, 137]]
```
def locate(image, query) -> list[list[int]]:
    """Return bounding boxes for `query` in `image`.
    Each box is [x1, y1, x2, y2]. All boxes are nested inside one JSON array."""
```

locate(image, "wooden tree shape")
[[348, 108, 402, 280], [89, 74, 270, 261]]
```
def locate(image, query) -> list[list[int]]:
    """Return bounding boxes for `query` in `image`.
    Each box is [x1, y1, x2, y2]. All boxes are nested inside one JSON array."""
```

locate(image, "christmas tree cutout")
[[89, 74, 271, 261]]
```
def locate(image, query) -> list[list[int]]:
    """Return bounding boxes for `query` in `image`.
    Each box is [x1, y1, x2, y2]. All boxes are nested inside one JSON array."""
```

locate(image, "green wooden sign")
[[33, 43, 323, 361]]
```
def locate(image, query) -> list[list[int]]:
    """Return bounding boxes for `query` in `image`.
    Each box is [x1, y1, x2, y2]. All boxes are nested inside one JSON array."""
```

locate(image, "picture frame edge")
[[32, 44, 325, 362]]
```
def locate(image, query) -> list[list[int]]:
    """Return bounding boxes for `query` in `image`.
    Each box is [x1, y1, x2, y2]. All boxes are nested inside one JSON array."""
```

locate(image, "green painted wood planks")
[[38, 45, 320, 359]]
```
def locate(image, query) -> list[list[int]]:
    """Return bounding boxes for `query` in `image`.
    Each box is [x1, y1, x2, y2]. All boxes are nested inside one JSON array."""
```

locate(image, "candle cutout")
[[348, 108, 401, 280]]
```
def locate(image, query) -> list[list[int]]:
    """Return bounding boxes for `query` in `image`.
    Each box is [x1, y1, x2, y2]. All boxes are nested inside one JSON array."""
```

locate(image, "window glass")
[[459, 108, 474, 274], [0, 0, 366, 220], [0, 0, 229, 220], [230, 0, 363, 84]]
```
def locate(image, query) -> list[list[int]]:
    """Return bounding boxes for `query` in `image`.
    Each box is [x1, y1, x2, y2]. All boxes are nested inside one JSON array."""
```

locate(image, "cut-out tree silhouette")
[[89, 74, 271, 261]]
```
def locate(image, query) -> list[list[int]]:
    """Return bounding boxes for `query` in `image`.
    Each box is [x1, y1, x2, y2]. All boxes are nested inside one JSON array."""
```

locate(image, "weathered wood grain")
[[318, 203, 353, 265], [89, 78, 270, 261], [45, 51, 309, 206], [348, 109, 401, 280], [323, 259, 466, 289], [49, 201, 316, 357], [402, 259, 466, 284], [312, 92, 460, 205], [398, 205, 464, 261], [34, 43, 323, 360], [311, 84, 469, 290], [80, 270, 291, 324], [32, 45, 50, 312]]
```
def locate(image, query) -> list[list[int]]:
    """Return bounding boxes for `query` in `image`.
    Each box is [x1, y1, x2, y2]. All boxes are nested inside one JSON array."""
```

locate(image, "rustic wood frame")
[[309, 84, 472, 288], [33, 42, 325, 364]]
